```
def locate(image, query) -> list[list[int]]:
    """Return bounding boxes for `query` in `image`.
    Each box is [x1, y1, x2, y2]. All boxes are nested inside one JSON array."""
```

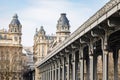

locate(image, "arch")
[[108, 30, 120, 49], [108, 30, 120, 79]]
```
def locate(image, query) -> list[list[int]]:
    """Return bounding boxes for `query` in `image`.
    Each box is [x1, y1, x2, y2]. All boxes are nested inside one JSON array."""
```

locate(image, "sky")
[[0, 0, 109, 47]]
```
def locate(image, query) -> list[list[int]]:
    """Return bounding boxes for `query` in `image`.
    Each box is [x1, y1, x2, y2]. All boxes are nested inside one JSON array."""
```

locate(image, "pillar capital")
[[71, 52, 76, 63], [59, 51, 65, 57], [71, 43, 80, 50], [79, 57, 84, 63], [91, 27, 105, 38], [79, 44, 85, 62], [103, 50, 108, 55], [65, 54, 70, 65], [80, 36, 90, 44], [89, 55, 93, 59], [65, 48, 70, 53]]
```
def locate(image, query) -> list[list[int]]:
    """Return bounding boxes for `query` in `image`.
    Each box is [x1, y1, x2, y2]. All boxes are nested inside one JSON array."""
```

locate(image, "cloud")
[[15, 0, 93, 46], [20, 0, 93, 32], [0, 0, 109, 46]]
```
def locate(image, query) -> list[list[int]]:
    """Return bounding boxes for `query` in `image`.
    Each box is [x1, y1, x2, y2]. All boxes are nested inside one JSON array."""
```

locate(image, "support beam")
[[79, 45, 84, 80], [89, 41, 94, 80], [47, 70, 49, 80], [86, 54, 90, 80], [113, 48, 119, 80], [72, 52, 77, 80], [89, 55, 93, 80], [102, 51, 108, 80], [43, 71, 45, 80], [66, 54, 70, 80], [80, 33, 95, 80], [55, 64, 57, 80], [79, 58, 84, 80], [102, 36, 108, 80], [50, 65, 52, 80], [52, 65, 54, 80], [41, 72, 43, 80], [46, 70, 47, 80], [61, 57, 66, 80], [47, 68, 50, 80], [58, 60, 61, 80], [94, 25, 110, 80], [93, 55, 98, 80]]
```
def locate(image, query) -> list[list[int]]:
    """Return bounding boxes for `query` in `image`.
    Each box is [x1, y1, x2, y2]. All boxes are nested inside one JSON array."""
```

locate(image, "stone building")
[[0, 14, 23, 80], [22, 47, 34, 69], [22, 47, 34, 80], [33, 13, 70, 80], [33, 13, 71, 63]]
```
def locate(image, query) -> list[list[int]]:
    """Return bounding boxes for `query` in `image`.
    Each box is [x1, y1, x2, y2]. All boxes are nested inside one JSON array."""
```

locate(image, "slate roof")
[[10, 14, 21, 26]]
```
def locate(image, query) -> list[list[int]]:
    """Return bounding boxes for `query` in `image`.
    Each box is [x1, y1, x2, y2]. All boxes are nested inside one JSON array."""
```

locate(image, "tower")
[[56, 13, 70, 43], [0, 14, 23, 80], [33, 14, 71, 80], [33, 26, 48, 62], [9, 14, 22, 44]]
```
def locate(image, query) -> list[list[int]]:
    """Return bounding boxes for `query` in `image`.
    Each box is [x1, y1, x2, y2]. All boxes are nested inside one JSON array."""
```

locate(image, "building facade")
[[0, 14, 23, 80], [22, 47, 34, 80], [33, 13, 70, 63], [33, 13, 70, 80], [22, 47, 34, 69]]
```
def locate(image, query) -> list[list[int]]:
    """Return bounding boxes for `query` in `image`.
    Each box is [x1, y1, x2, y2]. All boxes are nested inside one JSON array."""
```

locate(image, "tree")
[[0, 46, 23, 80]]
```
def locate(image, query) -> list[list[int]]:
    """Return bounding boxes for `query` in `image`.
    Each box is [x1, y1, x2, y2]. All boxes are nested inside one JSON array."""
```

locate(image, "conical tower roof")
[[10, 14, 21, 26], [57, 13, 70, 27], [38, 26, 46, 35], [56, 13, 70, 33]]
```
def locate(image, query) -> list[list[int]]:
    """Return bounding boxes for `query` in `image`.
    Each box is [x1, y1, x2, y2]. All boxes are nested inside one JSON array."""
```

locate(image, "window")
[[14, 37, 17, 41], [15, 28, 17, 32], [0, 35, 2, 39], [19, 37, 21, 40], [42, 45, 44, 57], [4, 35, 7, 39]]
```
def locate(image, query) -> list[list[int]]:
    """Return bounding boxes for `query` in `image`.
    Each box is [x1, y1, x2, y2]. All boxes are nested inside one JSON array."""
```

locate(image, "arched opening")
[[108, 30, 120, 79]]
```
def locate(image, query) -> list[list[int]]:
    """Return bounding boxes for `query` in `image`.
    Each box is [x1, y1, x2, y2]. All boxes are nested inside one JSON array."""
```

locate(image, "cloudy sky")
[[0, 0, 109, 47]]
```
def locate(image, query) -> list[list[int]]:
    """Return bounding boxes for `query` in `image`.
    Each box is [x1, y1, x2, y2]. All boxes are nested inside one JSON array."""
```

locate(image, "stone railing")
[[37, 0, 120, 67]]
